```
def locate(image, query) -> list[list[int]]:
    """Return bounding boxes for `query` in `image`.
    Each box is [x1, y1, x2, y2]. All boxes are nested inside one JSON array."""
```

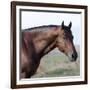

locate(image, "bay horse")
[[21, 21, 78, 78]]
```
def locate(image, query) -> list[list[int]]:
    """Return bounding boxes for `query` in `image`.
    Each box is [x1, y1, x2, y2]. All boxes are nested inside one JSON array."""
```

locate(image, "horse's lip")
[[70, 59, 76, 62], [70, 58, 77, 62], [67, 55, 77, 62]]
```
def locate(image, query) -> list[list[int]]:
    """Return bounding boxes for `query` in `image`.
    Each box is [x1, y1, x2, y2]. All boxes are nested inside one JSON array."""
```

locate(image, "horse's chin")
[[67, 53, 76, 62], [70, 58, 76, 62], [67, 56, 75, 62]]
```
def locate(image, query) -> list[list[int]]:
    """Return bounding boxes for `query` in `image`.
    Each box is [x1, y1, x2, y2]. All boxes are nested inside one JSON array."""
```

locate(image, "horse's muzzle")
[[71, 52, 78, 61], [67, 51, 78, 62]]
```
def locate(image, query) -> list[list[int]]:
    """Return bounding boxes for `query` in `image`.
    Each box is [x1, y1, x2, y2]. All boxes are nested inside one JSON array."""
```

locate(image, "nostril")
[[72, 53, 78, 59], [72, 54, 74, 58]]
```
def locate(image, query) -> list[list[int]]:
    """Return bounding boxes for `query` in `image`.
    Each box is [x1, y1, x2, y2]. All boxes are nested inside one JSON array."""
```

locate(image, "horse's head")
[[56, 21, 78, 62]]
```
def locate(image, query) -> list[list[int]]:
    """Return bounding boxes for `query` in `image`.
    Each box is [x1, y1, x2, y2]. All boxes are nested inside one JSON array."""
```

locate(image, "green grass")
[[32, 49, 80, 78]]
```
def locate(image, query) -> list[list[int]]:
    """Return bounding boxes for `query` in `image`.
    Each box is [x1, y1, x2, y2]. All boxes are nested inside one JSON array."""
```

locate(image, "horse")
[[21, 21, 78, 78]]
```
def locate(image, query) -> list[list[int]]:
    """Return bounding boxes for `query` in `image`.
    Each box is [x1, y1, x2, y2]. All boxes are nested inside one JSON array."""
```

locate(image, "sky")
[[21, 11, 81, 45]]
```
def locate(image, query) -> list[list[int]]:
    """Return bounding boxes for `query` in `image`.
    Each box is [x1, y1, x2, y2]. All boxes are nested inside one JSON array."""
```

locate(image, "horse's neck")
[[32, 28, 60, 56], [43, 40, 56, 55]]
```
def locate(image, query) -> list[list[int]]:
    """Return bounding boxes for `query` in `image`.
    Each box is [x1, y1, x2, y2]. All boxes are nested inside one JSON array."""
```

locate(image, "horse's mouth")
[[67, 57, 77, 62], [67, 52, 78, 62], [70, 58, 77, 62]]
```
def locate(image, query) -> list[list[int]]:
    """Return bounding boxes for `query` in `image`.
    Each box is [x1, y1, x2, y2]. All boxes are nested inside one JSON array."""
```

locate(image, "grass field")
[[32, 46, 80, 78]]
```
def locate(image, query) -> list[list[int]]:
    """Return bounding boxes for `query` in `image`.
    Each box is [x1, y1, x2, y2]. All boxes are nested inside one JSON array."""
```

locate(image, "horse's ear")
[[61, 21, 64, 29], [68, 22, 72, 29]]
